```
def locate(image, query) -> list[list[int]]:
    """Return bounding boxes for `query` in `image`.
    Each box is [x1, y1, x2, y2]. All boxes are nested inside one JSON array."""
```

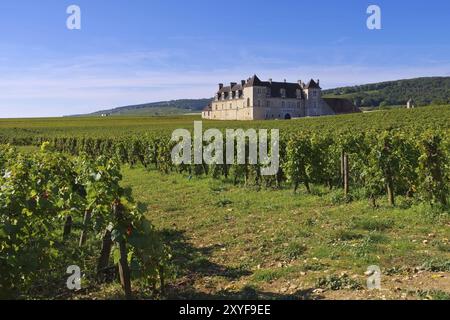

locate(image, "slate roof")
[[244, 75, 264, 87], [216, 75, 304, 99], [304, 79, 321, 89], [323, 98, 361, 114]]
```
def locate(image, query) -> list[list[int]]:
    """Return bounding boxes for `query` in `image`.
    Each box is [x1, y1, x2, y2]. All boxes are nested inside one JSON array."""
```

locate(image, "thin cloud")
[[1, 46, 450, 117]]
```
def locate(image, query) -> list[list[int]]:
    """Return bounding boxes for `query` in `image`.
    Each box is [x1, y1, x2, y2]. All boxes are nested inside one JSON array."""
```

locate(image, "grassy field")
[[119, 166, 450, 300]]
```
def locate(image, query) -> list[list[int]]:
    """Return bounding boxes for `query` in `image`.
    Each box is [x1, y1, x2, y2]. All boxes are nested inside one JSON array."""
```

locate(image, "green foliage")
[[284, 133, 312, 193], [0, 144, 169, 299], [417, 131, 449, 207], [281, 242, 307, 260], [420, 259, 450, 272], [323, 77, 450, 107], [2, 108, 448, 212], [316, 274, 363, 291], [415, 290, 450, 300]]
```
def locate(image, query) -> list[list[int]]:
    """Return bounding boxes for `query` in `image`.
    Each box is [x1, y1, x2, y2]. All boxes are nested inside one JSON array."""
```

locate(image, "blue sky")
[[1, 0, 450, 117]]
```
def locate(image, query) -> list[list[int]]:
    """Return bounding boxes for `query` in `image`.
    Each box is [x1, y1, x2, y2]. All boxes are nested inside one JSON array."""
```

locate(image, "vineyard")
[[44, 128, 449, 208], [0, 106, 449, 299], [0, 143, 169, 299], [2, 107, 448, 209]]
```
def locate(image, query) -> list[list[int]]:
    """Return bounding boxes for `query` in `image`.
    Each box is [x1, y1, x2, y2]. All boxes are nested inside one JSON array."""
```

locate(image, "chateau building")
[[202, 75, 359, 120]]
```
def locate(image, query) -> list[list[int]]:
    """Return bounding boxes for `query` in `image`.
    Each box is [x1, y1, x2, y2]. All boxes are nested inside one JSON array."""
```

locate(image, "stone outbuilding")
[[406, 98, 416, 109]]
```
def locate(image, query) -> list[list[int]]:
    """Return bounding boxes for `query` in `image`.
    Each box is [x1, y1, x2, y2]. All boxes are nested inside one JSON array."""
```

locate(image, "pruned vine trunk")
[[112, 201, 132, 299], [386, 177, 395, 206]]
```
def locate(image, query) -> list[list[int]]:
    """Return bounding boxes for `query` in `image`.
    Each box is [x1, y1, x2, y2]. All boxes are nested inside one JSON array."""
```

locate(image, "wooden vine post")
[[63, 215, 72, 241], [383, 137, 396, 207], [112, 201, 132, 299], [97, 229, 113, 281], [79, 210, 91, 247], [343, 153, 349, 196], [340, 150, 345, 189]]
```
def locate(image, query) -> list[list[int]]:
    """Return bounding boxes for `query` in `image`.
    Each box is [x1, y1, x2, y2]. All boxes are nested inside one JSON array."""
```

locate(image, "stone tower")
[[303, 79, 322, 116]]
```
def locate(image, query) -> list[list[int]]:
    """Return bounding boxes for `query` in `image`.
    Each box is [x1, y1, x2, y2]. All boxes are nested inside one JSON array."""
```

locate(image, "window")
[[247, 98, 250, 107]]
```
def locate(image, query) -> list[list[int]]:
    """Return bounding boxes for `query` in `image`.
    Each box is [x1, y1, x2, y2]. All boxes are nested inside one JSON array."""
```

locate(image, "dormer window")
[[280, 88, 286, 98]]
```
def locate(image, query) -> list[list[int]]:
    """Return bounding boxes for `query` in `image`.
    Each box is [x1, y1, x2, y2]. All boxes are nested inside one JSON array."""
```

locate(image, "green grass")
[[120, 166, 450, 298]]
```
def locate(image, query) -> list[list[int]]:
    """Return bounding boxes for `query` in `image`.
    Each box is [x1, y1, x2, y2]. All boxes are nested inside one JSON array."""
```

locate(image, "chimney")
[[269, 78, 272, 84], [298, 80, 303, 86], [317, 79, 320, 86], [241, 80, 246, 86], [284, 79, 287, 83], [230, 82, 237, 88], [218, 83, 223, 90]]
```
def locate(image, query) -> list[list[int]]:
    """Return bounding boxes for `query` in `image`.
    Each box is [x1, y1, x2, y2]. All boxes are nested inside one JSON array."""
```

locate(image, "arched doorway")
[[284, 113, 292, 120]]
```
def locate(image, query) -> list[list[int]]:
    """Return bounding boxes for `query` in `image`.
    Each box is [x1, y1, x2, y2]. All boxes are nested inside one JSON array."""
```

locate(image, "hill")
[[69, 99, 211, 117], [323, 77, 450, 108]]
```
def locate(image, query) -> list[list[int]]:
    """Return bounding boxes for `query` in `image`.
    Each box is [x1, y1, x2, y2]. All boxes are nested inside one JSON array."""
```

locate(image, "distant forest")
[[323, 77, 450, 108]]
